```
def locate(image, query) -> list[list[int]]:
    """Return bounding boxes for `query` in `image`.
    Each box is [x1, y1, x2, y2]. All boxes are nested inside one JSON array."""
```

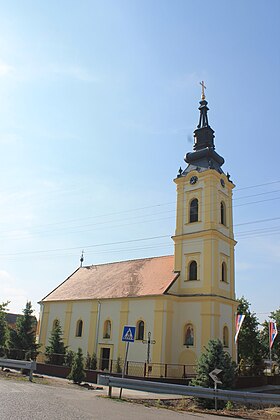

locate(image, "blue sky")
[[0, 0, 279, 323]]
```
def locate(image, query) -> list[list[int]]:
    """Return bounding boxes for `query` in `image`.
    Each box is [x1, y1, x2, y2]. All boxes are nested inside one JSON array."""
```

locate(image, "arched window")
[[184, 324, 194, 346], [223, 326, 229, 347], [103, 320, 111, 339], [136, 320, 145, 340], [221, 202, 226, 226], [221, 262, 227, 282], [76, 320, 83, 337], [189, 260, 197, 280], [189, 198, 198, 223]]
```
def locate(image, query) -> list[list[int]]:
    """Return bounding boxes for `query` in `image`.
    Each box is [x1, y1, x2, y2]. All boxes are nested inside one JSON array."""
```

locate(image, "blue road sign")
[[122, 326, 136, 342]]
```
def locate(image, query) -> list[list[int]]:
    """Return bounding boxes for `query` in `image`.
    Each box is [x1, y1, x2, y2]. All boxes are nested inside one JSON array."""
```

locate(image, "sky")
[[0, 0, 279, 324]]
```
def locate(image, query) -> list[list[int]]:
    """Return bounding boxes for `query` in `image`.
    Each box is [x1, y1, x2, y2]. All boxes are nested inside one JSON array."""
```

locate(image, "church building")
[[38, 87, 237, 374]]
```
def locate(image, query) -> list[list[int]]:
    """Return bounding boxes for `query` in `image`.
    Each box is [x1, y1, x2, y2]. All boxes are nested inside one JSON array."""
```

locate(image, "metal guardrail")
[[0, 358, 37, 381], [98, 375, 280, 406]]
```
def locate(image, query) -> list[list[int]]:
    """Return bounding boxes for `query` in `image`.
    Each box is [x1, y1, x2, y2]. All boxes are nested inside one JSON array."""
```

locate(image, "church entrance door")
[[100, 347, 110, 370]]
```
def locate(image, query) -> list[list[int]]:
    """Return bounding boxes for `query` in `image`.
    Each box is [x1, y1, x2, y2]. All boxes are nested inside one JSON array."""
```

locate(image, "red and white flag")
[[235, 314, 245, 343], [269, 321, 278, 349]]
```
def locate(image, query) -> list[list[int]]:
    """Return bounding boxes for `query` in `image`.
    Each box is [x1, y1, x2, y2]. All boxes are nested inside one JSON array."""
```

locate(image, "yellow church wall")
[[38, 303, 50, 352], [96, 299, 122, 362], [67, 301, 92, 352], [63, 302, 73, 345], [44, 302, 68, 347], [127, 298, 156, 363], [163, 299, 174, 363], [171, 300, 202, 363], [219, 302, 235, 358], [87, 301, 98, 356]]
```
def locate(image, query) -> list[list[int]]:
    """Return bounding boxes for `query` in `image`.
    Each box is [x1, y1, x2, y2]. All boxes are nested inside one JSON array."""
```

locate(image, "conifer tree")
[[191, 339, 236, 408], [0, 302, 10, 356], [90, 352, 97, 370], [10, 301, 39, 359], [68, 347, 86, 384], [45, 319, 67, 365], [64, 349, 75, 367], [85, 352, 91, 369], [237, 297, 263, 371]]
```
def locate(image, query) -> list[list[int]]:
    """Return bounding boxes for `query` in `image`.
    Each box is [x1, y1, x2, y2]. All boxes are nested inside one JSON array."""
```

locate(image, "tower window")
[[189, 260, 197, 280], [221, 262, 227, 282], [220, 202, 226, 226], [223, 326, 229, 347], [76, 320, 83, 337], [184, 324, 194, 346], [190, 199, 199, 223], [136, 320, 144, 340], [103, 320, 111, 339]]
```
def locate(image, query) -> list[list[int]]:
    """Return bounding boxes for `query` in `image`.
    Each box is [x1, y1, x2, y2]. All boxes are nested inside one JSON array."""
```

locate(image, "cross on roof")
[[200, 81, 206, 100]]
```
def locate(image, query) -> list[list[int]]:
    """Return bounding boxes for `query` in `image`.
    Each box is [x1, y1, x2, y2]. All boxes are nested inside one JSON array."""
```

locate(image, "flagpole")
[[234, 312, 238, 364], [269, 322, 272, 373]]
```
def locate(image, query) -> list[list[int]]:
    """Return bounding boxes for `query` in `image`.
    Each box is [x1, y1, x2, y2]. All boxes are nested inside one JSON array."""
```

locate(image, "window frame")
[[189, 198, 199, 223], [223, 325, 229, 347], [103, 319, 112, 339], [189, 260, 198, 281], [136, 320, 145, 341], [220, 201, 226, 226], [221, 261, 227, 283], [76, 319, 83, 337]]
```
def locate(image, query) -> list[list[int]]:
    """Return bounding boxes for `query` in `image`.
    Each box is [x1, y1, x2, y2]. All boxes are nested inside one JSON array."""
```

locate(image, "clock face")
[[190, 176, 198, 185], [220, 179, 225, 188]]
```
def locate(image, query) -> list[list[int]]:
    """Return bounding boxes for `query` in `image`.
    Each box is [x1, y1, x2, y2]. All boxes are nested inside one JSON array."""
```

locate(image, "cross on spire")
[[200, 81, 206, 100], [80, 250, 84, 267]]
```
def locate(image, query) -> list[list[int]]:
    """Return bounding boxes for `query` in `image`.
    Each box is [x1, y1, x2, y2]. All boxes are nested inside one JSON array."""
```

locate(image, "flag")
[[235, 314, 245, 343], [269, 321, 278, 349]]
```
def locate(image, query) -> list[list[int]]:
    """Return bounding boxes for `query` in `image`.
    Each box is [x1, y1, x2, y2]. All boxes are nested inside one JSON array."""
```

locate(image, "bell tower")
[[171, 84, 237, 358]]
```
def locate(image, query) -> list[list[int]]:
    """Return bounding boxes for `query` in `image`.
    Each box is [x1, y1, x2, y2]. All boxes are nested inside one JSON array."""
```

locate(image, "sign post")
[[119, 326, 136, 399], [209, 368, 222, 410], [142, 331, 156, 365]]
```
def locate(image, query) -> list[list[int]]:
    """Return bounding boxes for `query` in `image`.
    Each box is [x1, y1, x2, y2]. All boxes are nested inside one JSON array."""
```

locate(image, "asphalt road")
[[0, 378, 239, 420]]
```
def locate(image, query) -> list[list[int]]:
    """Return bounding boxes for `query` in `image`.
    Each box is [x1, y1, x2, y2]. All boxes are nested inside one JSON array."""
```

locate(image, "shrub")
[[68, 348, 86, 384]]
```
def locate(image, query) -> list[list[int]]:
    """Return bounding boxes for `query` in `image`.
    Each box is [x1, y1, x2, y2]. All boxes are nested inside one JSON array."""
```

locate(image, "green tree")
[[9, 301, 39, 359], [90, 352, 97, 370], [191, 339, 236, 408], [260, 308, 280, 364], [115, 356, 122, 374], [68, 348, 86, 384], [45, 320, 67, 365], [64, 349, 75, 367], [0, 302, 10, 356], [85, 352, 97, 370], [237, 297, 263, 372]]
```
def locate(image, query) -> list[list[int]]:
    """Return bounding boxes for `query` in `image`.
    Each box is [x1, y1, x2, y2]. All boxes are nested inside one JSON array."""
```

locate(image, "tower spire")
[[182, 83, 225, 174], [194, 81, 214, 148]]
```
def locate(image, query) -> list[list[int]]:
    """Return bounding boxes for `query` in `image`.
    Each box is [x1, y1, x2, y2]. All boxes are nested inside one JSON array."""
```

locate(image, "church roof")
[[41, 255, 177, 302]]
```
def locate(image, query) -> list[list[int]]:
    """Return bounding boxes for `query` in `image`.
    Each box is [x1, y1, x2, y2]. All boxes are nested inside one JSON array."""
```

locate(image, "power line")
[[1, 221, 280, 259], [1, 191, 280, 241], [1, 180, 279, 233]]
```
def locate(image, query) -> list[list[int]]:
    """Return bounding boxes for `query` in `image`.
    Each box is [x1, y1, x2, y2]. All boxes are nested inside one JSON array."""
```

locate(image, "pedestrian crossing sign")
[[122, 326, 136, 342]]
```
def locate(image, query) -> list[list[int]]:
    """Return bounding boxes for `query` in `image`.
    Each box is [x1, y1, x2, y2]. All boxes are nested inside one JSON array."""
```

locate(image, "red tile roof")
[[42, 255, 176, 302]]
